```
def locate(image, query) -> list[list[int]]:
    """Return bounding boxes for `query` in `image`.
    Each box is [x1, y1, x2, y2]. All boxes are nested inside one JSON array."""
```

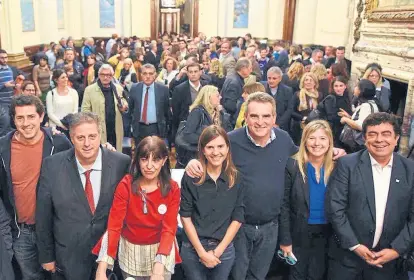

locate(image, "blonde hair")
[[310, 63, 327, 80], [210, 60, 224, 78], [243, 82, 265, 96], [363, 67, 383, 88], [298, 72, 319, 111], [189, 85, 219, 117], [294, 120, 334, 184], [287, 62, 305, 81]]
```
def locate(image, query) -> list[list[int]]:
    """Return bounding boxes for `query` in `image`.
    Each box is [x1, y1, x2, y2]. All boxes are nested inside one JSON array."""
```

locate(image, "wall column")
[[282, 0, 296, 42], [0, 0, 31, 68]]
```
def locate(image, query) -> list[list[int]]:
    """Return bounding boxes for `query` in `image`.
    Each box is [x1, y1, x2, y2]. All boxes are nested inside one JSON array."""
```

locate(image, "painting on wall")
[[233, 0, 249, 28], [20, 0, 35, 32], [100, 0, 115, 28], [57, 0, 65, 29]]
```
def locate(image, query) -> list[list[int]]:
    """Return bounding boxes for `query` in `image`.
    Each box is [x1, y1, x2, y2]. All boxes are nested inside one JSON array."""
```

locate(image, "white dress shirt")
[[370, 153, 393, 248], [189, 80, 201, 92], [76, 148, 103, 208]]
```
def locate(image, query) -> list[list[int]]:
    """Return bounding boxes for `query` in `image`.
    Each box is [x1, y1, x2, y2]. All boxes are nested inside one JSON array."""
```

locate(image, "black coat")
[[280, 158, 330, 248], [0, 128, 72, 231], [143, 51, 160, 69], [326, 150, 414, 268], [0, 104, 11, 137], [128, 82, 171, 139], [221, 73, 245, 117], [322, 94, 352, 146], [36, 148, 130, 280], [262, 82, 293, 132], [0, 198, 13, 280], [281, 74, 300, 93]]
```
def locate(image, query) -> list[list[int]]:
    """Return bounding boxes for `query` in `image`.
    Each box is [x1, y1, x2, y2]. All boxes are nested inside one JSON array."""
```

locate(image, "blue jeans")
[[231, 220, 279, 280], [409, 271, 414, 280], [181, 238, 235, 280], [13, 225, 45, 280]]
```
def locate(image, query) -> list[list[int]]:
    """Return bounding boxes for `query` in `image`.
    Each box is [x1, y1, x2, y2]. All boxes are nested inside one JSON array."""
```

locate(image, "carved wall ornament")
[[364, 0, 379, 19], [353, 0, 365, 52], [364, 0, 414, 22]]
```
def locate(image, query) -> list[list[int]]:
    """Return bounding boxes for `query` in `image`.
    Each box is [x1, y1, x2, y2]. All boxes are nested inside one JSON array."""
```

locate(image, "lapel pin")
[[396, 179, 400, 183]]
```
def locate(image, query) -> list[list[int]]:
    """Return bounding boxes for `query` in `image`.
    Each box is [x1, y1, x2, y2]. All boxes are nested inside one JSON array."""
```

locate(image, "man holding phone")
[[0, 49, 25, 105]]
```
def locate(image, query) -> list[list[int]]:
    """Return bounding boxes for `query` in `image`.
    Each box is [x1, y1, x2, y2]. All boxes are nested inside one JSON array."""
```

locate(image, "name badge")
[[158, 204, 167, 215]]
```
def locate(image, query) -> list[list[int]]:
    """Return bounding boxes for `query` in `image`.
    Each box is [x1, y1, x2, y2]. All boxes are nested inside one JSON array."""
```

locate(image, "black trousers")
[[134, 123, 159, 145], [289, 224, 329, 280]]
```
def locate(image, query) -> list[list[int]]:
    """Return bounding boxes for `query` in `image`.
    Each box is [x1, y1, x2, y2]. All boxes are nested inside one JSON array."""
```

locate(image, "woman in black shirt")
[[180, 125, 244, 280], [323, 76, 353, 147]]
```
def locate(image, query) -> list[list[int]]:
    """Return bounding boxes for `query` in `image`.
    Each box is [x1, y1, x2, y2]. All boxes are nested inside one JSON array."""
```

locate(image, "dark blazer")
[[0, 198, 13, 280], [221, 73, 245, 117], [144, 51, 160, 69], [326, 150, 414, 267], [280, 158, 329, 248], [0, 128, 72, 231], [128, 82, 171, 139], [262, 82, 293, 132], [169, 73, 212, 92], [36, 148, 130, 280], [326, 57, 352, 75], [171, 80, 208, 135]]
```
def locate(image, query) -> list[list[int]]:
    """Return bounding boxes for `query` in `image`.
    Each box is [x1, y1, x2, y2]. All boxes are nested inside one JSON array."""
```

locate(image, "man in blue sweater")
[[186, 92, 346, 280]]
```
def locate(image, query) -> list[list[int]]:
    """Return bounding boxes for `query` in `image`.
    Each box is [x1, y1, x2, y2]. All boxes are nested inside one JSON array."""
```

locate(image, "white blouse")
[[46, 87, 79, 128]]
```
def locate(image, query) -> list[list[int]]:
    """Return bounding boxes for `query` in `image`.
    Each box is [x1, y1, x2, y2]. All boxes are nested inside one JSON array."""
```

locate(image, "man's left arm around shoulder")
[[35, 158, 57, 272], [390, 176, 414, 255]]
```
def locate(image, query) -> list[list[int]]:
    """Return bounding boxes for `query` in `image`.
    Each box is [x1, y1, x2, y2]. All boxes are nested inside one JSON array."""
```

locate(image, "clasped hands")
[[199, 249, 222, 268], [354, 245, 399, 268]]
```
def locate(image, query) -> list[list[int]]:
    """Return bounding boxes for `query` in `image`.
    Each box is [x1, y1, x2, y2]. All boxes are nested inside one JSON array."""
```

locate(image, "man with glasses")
[[81, 64, 128, 152], [128, 64, 171, 144], [0, 49, 25, 105]]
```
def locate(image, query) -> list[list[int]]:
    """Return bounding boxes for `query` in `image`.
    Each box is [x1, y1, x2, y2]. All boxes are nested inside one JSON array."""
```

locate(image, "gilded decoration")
[[365, 0, 414, 21]]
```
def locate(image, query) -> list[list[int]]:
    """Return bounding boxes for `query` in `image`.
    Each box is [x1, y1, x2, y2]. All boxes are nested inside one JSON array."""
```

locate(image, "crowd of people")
[[0, 30, 412, 280]]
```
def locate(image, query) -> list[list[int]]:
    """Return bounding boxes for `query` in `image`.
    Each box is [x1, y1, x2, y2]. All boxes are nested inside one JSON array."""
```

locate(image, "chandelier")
[[161, 0, 187, 8], [175, 0, 187, 7]]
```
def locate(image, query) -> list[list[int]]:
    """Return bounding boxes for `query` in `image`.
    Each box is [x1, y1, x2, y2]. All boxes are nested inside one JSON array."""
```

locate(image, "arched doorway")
[[151, 0, 199, 39]]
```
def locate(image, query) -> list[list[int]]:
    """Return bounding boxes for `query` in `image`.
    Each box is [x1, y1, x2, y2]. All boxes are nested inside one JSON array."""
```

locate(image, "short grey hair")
[[141, 63, 156, 72], [235, 58, 252, 72], [267, 66, 283, 77], [245, 92, 276, 116], [98, 64, 114, 75], [69, 112, 100, 134], [312, 49, 323, 57]]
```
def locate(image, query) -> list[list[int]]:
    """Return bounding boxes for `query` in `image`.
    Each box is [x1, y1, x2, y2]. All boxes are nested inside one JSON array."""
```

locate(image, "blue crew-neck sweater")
[[229, 127, 298, 225], [307, 163, 327, 224]]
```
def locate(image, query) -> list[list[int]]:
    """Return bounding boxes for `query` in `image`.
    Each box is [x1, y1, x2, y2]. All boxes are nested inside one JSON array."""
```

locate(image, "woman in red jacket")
[[94, 136, 181, 280]]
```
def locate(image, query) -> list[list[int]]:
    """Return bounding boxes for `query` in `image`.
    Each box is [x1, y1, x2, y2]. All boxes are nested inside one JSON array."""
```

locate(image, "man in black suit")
[[143, 42, 160, 69], [325, 46, 352, 75], [128, 64, 171, 144], [36, 112, 130, 280], [221, 58, 252, 119], [261, 66, 293, 133], [0, 198, 13, 280], [171, 62, 206, 136], [326, 112, 414, 280]]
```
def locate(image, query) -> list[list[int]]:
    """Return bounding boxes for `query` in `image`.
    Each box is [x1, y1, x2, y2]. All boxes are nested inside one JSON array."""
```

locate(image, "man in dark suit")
[[261, 66, 293, 133], [36, 112, 130, 280], [171, 62, 207, 136], [128, 64, 171, 144], [0, 198, 13, 280], [325, 46, 352, 75], [326, 112, 414, 280], [221, 58, 252, 119], [143, 42, 160, 69]]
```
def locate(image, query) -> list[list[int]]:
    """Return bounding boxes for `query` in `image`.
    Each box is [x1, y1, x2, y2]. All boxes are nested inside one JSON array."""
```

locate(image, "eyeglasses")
[[138, 189, 148, 214], [99, 73, 113, 78], [142, 72, 155, 76], [277, 250, 297, 266]]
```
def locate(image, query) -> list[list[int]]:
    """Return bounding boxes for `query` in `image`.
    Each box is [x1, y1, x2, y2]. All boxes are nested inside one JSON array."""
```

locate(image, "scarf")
[[119, 68, 129, 85], [298, 89, 319, 111], [97, 79, 123, 107]]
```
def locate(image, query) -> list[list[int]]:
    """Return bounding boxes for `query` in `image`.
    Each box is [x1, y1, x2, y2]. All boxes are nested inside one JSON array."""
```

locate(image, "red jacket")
[[92, 175, 181, 263]]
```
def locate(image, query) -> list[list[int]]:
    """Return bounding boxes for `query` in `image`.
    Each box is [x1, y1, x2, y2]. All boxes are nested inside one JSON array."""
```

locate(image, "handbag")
[[339, 102, 374, 149], [175, 108, 205, 152], [305, 95, 336, 124]]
